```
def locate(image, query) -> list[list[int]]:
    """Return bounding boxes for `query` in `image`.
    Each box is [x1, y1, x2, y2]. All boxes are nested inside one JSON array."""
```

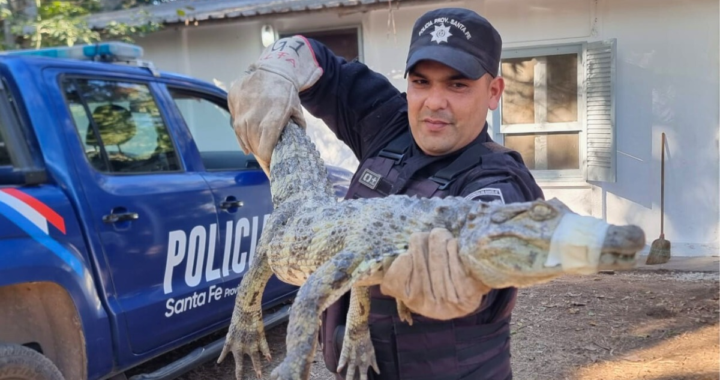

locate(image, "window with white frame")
[[494, 39, 617, 183]]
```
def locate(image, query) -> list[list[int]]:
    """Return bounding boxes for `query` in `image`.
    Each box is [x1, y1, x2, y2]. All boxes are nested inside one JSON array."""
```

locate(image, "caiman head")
[[457, 198, 646, 289]]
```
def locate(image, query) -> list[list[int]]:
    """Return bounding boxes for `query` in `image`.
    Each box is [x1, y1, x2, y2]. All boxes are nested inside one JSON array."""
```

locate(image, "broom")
[[646, 132, 671, 264]]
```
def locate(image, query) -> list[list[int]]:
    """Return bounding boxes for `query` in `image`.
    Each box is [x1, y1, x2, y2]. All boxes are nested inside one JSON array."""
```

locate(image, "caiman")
[[218, 121, 645, 380]]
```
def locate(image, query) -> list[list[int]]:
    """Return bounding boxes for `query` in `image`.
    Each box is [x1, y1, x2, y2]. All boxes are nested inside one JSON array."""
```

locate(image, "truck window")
[[0, 119, 10, 167], [0, 79, 15, 167], [62, 78, 180, 174], [0, 138, 8, 167], [168, 89, 257, 171]]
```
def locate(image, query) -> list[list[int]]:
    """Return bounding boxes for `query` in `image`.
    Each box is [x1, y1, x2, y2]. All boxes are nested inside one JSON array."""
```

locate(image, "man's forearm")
[[298, 38, 404, 159]]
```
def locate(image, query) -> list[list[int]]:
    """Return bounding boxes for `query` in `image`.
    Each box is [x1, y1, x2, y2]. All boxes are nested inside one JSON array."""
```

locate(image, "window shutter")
[[584, 39, 617, 182]]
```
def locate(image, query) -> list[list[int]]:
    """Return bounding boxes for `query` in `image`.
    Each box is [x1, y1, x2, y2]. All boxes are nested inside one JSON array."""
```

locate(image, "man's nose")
[[424, 89, 448, 111]]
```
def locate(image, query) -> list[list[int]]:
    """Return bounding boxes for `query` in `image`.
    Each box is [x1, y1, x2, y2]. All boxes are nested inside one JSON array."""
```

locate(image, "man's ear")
[[487, 76, 505, 111]]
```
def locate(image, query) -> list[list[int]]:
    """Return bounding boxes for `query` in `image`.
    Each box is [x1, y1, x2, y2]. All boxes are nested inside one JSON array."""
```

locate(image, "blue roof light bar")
[[3, 42, 144, 62]]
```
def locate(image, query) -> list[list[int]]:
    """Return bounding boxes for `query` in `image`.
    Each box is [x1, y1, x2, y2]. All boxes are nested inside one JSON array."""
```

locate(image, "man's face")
[[406, 60, 504, 156]]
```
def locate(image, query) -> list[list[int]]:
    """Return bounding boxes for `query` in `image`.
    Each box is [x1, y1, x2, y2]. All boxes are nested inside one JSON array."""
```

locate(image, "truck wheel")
[[0, 344, 64, 380]]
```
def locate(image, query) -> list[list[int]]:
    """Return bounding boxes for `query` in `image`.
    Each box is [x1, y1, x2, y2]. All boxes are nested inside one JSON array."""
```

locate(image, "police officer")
[[229, 7, 544, 380]]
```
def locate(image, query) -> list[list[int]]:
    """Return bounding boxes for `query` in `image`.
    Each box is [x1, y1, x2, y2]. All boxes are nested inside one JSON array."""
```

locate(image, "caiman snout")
[[543, 213, 646, 273], [603, 224, 646, 254], [597, 224, 645, 269]]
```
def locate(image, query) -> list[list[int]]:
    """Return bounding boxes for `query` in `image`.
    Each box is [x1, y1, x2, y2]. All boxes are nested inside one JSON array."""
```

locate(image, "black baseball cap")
[[405, 8, 502, 80]]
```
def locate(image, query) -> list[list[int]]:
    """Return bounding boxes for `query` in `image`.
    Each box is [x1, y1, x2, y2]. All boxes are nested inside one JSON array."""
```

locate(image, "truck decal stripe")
[[0, 190, 48, 234], [0, 201, 84, 277], [0, 188, 66, 234]]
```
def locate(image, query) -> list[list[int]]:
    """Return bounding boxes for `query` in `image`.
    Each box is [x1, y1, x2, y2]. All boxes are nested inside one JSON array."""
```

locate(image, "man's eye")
[[412, 79, 428, 85], [451, 82, 468, 89]]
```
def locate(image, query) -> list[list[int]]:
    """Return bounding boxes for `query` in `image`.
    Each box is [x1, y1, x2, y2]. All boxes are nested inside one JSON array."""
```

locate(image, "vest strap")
[[429, 142, 494, 190], [377, 130, 412, 164], [369, 298, 510, 337]]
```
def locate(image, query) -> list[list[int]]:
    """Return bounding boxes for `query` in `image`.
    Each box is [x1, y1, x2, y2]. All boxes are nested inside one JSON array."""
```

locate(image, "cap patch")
[[431, 24, 452, 44], [418, 17, 472, 41]]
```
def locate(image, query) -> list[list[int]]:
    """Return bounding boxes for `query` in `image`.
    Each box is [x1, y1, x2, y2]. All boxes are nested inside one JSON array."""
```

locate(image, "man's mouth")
[[423, 118, 450, 131]]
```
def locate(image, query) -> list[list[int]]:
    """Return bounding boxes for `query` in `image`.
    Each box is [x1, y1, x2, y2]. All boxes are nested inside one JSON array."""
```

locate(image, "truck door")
[[58, 76, 226, 355], [163, 86, 297, 315]]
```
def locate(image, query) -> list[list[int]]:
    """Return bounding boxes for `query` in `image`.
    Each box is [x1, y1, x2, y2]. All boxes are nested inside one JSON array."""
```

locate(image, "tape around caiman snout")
[[545, 214, 610, 275]]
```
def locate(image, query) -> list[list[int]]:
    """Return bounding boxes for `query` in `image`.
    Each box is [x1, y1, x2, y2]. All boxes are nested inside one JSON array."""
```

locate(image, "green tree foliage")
[[1, 0, 162, 50]]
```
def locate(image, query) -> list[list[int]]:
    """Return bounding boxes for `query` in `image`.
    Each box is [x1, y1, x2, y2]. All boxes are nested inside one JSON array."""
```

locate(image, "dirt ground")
[[140, 269, 719, 380]]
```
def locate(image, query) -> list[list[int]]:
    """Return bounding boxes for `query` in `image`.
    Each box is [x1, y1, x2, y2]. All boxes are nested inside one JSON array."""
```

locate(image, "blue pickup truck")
[[0, 42, 352, 380]]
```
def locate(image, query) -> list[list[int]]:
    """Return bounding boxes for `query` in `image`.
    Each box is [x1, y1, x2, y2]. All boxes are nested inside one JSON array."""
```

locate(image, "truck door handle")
[[220, 200, 244, 209], [102, 212, 139, 224]]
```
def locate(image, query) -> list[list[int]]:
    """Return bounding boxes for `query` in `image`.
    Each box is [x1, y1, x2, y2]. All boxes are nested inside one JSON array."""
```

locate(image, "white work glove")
[[228, 35, 323, 174], [380, 228, 491, 320]]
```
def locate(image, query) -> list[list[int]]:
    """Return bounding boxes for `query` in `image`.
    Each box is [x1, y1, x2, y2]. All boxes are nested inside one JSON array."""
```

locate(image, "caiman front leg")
[[269, 250, 384, 380], [218, 244, 273, 379], [338, 286, 379, 380]]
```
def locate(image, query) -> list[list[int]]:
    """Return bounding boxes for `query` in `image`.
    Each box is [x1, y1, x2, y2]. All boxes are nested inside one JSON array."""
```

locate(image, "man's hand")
[[228, 68, 302, 175], [228, 35, 323, 172], [380, 228, 491, 321]]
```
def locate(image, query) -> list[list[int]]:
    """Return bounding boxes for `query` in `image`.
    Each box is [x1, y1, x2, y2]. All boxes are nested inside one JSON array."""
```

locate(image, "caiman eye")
[[490, 207, 525, 224], [529, 203, 556, 221]]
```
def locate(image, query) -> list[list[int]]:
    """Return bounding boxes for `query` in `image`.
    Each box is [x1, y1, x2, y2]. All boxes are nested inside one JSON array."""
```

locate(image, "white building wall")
[[134, 0, 719, 256], [138, 20, 264, 89]]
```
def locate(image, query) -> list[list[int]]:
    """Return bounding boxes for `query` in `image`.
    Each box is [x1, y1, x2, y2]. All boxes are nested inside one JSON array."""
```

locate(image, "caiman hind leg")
[[338, 286, 380, 380], [269, 249, 385, 380], [218, 243, 274, 379]]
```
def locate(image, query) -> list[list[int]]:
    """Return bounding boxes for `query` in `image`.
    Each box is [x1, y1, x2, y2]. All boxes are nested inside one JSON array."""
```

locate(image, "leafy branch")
[[1, 0, 162, 51]]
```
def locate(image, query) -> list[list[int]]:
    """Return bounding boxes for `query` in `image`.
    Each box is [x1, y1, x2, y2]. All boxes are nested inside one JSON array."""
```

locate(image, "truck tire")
[[0, 344, 64, 380]]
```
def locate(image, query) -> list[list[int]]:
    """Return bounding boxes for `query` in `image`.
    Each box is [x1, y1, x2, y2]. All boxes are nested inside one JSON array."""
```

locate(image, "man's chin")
[[417, 140, 454, 156]]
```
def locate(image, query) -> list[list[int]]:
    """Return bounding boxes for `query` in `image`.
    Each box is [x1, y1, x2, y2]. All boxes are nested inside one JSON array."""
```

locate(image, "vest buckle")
[[429, 175, 453, 190], [378, 150, 405, 164]]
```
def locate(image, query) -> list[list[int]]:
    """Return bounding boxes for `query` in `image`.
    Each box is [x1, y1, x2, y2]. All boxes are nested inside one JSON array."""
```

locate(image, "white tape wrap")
[[545, 214, 609, 274]]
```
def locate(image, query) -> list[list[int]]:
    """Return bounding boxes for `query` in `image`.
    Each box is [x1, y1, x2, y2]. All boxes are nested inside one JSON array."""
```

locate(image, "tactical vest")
[[320, 130, 537, 380], [346, 131, 494, 199]]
